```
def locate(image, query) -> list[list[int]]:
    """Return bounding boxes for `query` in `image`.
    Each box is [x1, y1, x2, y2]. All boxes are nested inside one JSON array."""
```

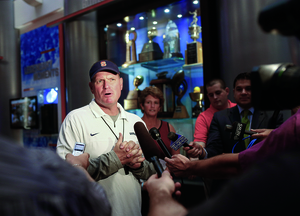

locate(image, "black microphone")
[[225, 122, 256, 141], [134, 122, 163, 177], [149, 127, 172, 159], [167, 132, 193, 151]]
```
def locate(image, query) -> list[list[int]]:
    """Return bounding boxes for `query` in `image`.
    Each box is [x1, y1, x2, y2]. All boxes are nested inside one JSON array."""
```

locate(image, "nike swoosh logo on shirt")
[[90, 133, 99, 136]]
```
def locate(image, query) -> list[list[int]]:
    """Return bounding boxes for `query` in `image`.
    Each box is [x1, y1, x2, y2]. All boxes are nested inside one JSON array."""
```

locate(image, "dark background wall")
[[218, 0, 300, 96], [0, 1, 22, 144]]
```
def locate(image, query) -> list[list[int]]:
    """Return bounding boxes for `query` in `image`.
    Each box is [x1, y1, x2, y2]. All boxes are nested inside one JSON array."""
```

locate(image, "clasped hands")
[[113, 133, 145, 169]]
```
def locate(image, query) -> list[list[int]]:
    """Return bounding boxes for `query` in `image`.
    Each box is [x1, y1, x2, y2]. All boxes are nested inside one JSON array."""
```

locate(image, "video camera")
[[251, 0, 300, 111]]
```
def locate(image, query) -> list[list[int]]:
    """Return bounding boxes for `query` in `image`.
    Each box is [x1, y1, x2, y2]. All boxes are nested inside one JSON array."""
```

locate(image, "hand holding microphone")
[[185, 142, 206, 159], [167, 132, 193, 150], [225, 122, 256, 141], [167, 132, 206, 159], [250, 128, 274, 141]]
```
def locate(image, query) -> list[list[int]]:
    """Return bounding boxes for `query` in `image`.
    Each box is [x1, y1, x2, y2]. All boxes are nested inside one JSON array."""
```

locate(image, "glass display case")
[[105, 0, 203, 142]]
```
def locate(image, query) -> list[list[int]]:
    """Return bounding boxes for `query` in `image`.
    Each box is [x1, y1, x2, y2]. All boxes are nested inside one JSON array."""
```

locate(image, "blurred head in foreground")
[[0, 136, 111, 216]]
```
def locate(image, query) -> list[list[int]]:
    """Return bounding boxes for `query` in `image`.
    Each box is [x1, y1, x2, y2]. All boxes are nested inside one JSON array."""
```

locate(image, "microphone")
[[149, 127, 172, 159], [134, 122, 163, 177], [167, 132, 193, 151], [225, 122, 256, 141]]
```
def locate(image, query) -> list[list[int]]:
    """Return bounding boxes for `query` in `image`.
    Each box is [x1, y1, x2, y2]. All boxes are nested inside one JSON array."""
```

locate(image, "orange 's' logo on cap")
[[100, 61, 107, 67]]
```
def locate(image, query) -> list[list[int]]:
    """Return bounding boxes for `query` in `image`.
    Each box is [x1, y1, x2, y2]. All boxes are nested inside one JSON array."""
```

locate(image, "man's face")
[[206, 83, 229, 110], [233, 79, 252, 109], [89, 71, 123, 109]]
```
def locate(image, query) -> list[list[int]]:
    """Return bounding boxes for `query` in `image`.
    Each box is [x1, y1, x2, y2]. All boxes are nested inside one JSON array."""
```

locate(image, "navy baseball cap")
[[89, 60, 120, 80]]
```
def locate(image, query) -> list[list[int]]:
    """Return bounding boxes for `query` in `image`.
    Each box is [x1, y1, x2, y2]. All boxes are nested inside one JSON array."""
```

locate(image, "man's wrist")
[[128, 161, 144, 170], [199, 148, 208, 159], [149, 187, 172, 199]]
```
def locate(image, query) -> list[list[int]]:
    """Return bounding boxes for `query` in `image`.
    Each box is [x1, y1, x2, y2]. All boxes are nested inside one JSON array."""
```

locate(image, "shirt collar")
[[89, 99, 128, 120], [237, 105, 254, 115]]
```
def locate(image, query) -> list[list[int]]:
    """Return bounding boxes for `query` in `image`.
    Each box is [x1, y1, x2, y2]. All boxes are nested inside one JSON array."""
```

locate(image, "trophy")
[[139, 28, 163, 63], [149, 72, 174, 118], [124, 75, 144, 110], [185, 10, 203, 65], [122, 30, 138, 68], [172, 70, 189, 118], [189, 86, 204, 118], [163, 20, 183, 59]]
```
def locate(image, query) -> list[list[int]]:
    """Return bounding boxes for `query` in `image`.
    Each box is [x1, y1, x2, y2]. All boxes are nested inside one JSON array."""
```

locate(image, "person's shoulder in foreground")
[[238, 107, 300, 171], [0, 136, 111, 216]]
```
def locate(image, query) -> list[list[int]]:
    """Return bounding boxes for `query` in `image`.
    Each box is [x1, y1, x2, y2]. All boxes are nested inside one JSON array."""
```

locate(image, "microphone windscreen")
[[134, 122, 161, 161], [167, 132, 178, 142], [149, 127, 160, 140]]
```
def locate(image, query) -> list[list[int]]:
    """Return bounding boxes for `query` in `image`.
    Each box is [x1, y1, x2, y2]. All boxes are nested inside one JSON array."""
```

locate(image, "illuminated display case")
[[105, 0, 203, 142]]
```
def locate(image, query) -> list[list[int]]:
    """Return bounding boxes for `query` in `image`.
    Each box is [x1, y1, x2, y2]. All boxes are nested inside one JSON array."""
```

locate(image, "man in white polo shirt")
[[57, 60, 156, 216]]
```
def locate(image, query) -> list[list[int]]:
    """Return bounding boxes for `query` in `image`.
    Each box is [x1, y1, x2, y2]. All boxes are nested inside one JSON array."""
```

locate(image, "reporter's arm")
[[166, 153, 240, 179], [188, 153, 240, 179], [88, 151, 123, 181]]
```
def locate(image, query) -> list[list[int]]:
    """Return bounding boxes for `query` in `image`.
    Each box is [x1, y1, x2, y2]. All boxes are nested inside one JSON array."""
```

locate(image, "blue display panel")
[[20, 25, 60, 150]]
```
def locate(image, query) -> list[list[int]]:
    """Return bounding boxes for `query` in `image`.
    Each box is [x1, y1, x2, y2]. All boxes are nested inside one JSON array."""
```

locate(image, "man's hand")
[[146, 170, 181, 198], [114, 133, 144, 166], [183, 141, 206, 159], [165, 154, 191, 178], [127, 155, 145, 169], [65, 153, 94, 181], [65, 152, 90, 169], [147, 171, 187, 216], [251, 129, 273, 141]]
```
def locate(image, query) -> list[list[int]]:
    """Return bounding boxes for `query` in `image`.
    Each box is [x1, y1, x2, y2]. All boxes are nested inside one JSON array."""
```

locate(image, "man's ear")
[[120, 77, 123, 90], [225, 87, 229, 95]]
